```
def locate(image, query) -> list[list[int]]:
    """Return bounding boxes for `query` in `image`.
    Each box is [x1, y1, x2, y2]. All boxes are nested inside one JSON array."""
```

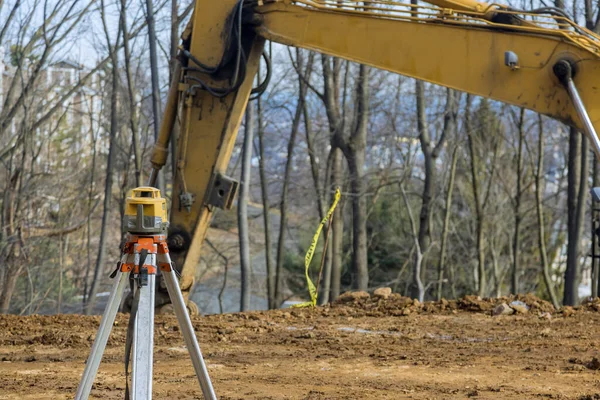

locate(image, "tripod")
[[75, 187, 217, 400]]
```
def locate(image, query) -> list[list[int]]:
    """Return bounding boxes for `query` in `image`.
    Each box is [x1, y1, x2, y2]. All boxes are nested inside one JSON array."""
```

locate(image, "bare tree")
[[465, 97, 503, 297], [465, 95, 486, 296], [565, 128, 589, 305], [84, 0, 122, 315], [302, 76, 332, 304], [437, 143, 459, 300], [239, 103, 255, 312], [275, 48, 309, 305], [401, 184, 424, 302], [511, 108, 525, 294], [145, 0, 164, 191], [120, 0, 143, 186], [414, 86, 458, 298], [534, 116, 560, 309], [256, 72, 276, 309], [84, 111, 101, 305], [317, 54, 346, 300], [0, 0, 99, 312], [330, 149, 345, 299], [307, 55, 371, 293], [0, 0, 95, 136], [561, 0, 600, 302], [335, 64, 370, 290], [556, 0, 590, 308]]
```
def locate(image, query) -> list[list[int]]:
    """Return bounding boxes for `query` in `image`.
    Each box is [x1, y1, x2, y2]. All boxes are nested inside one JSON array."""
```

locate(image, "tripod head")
[[124, 187, 169, 234]]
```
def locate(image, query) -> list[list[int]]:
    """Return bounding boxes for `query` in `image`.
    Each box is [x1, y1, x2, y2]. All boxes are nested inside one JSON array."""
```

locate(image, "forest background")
[[0, 0, 599, 315]]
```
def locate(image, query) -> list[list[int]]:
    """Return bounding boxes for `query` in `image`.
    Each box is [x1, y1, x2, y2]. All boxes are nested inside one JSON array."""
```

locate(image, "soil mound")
[[333, 290, 556, 316]]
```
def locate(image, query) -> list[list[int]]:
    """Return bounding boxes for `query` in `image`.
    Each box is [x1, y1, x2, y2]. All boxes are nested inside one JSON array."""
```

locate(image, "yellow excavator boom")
[[148, 0, 600, 308]]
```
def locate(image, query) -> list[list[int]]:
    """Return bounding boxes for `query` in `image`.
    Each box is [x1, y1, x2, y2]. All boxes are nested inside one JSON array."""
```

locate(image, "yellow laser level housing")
[[123, 187, 169, 234]]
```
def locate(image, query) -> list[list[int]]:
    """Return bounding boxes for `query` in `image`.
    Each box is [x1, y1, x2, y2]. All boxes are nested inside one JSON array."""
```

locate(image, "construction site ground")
[[2, 293, 600, 400]]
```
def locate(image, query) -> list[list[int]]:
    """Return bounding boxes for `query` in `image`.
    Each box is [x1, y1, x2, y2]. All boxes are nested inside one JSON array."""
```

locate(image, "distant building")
[[0, 48, 105, 171]]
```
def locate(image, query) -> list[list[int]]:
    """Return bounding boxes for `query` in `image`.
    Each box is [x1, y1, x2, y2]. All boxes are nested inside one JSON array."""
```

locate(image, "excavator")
[[144, 0, 600, 313]]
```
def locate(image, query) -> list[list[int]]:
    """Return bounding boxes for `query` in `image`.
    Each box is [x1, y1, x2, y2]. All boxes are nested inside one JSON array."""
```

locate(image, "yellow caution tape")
[[292, 188, 341, 308]]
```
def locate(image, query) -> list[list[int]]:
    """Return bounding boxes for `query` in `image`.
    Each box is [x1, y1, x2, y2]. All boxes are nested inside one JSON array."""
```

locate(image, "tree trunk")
[[401, 184, 424, 302], [304, 103, 326, 221], [275, 49, 306, 305], [536, 116, 560, 309], [557, 0, 589, 308], [170, 0, 178, 77], [491, 238, 501, 297], [0, 94, 31, 313], [145, 0, 163, 191], [256, 89, 276, 309], [120, 0, 142, 186], [466, 95, 486, 297], [57, 231, 64, 314], [0, 165, 22, 313], [475, 219, 485, 296], [238, 104, 254, 312], [84, 117, 99, 305], [84, 90, 117, 313], [319, 54, 345, 300], [437, 145, 458, 300], [577, 136, 589, 294], [330, 149, 344, 300], [343, 64, 369, 291], [169, 0, 179, 178], [593, 158, 599, 298], [303, 94, 332, 304], [585, 0, 600, 30], [415, 80, 432, 296], [0, 271, 20, 313], [415, 86, 457, 299], [564, 127, 583, 305], [85, 7, 120, 314], [512, 108, 525, 295], [347, 153, 368, 290]]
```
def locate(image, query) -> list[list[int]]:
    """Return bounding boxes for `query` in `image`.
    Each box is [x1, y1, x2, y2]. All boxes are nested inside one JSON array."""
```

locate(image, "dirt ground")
[[2, 293, 600, 400]]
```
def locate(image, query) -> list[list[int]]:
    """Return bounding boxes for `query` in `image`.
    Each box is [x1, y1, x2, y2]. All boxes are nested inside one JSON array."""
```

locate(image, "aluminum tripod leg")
[[75, 269, 130, 400], [131, 274, 156, 399], [163, 266, 217, 400]]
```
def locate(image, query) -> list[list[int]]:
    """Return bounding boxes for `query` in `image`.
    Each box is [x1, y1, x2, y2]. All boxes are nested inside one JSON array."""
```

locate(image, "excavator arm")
[[149, 0, 600, 310]]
